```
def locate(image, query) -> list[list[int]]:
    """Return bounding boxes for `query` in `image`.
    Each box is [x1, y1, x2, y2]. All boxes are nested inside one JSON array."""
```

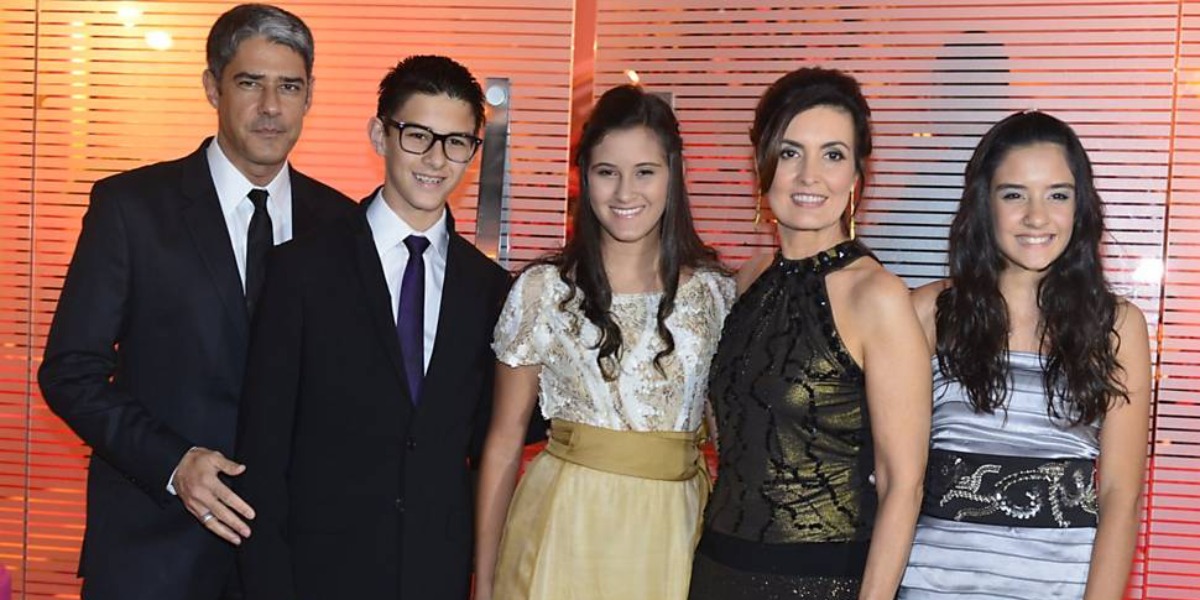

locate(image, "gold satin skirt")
[[492, 419, 711, 600]]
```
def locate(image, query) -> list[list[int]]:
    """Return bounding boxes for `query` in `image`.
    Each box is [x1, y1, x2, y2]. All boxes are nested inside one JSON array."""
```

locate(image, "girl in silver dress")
[[899, 111, 1152, 599]]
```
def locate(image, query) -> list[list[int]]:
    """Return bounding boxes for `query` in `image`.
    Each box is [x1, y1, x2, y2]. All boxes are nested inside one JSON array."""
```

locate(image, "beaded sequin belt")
[[922, 448, 1098, 528]]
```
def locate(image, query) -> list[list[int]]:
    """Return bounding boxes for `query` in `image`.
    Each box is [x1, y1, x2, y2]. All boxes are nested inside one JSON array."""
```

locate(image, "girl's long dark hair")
[[540, 84, 721, 380], [936, 111, 1127, 425]]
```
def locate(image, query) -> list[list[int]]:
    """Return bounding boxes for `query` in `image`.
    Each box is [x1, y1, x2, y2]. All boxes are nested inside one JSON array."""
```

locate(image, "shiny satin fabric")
[[703, 241, 877, 547], [493, 420, 710, 599], [927, 351, 1100, 460], [545, 418, 710, 483], [899, 351, 1101, 599], [692, 241, 876, 600]]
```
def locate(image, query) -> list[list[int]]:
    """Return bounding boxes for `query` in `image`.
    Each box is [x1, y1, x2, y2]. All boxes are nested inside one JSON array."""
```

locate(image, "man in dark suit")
[[234, 55, 510, 600], [38, 5, 354, 599]]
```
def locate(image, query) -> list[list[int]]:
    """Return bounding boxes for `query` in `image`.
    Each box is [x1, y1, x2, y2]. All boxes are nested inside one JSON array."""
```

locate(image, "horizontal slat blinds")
[[286, 1, 573, 265], [0, 2, 36, 596], [1152, 2, 1200, 596]]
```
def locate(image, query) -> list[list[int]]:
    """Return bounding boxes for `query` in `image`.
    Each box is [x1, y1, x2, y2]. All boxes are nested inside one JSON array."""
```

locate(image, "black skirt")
[[688, 529, 865, 600]]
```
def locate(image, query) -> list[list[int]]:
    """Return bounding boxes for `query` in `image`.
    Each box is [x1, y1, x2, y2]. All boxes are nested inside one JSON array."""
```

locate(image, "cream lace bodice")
[[493, 264, 735, 432]]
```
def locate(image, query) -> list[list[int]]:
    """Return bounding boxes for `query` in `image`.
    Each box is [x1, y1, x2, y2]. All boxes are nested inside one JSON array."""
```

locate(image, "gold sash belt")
[[545, 418, 710, 484]]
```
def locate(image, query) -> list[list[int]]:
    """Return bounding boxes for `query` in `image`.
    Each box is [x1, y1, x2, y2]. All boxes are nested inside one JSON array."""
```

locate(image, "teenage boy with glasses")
[[235, 55, 509, 600]]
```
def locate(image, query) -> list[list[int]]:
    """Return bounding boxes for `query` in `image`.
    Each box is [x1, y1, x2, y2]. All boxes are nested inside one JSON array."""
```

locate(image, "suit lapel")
[[179, 139, 249, 342], [351, 202, 416, 412], [290, 169, 320, 237], [419, 221, 478, 420], [423, 239, 463, 395]]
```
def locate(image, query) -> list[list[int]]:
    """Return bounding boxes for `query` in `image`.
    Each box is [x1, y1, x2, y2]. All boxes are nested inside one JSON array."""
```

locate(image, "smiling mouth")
[[611, 206, 645, 218], [413, 173, 445, 186], [790, 193, 826, 207], [1016, 234, 1056, 246]]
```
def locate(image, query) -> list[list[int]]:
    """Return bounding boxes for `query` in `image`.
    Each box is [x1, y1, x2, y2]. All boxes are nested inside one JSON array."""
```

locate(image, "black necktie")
[[245, 188, 272, 314]]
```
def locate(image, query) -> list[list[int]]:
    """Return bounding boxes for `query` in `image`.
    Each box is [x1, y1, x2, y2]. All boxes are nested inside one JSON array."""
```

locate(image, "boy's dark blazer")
[[235, 193, 510, 600]]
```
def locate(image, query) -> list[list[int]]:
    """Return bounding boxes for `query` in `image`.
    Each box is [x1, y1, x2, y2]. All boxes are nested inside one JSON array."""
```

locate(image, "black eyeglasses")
[[381, 118, 482, 164]]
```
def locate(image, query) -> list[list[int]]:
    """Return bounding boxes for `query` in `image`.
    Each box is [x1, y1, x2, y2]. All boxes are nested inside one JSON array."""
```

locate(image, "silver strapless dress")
[[898, 351, 1100, 599]]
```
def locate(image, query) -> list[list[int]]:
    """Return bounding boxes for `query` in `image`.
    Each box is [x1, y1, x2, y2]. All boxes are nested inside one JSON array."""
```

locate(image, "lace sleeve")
[[700, 269, 737, 322], [491, 264, 555, 367]]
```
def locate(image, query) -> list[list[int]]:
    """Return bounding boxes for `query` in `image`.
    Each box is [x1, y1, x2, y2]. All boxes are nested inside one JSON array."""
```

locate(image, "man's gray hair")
[[206, 4, 314, 80]]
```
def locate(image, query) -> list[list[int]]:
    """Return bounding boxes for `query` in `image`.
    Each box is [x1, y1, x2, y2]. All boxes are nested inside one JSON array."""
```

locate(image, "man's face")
[[203, 36, 311, 185]]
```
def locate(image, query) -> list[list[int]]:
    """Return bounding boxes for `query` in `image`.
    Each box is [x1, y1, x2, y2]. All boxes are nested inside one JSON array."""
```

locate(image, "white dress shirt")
[[366, 190, 448, 373], [207, 138, 294, 288]]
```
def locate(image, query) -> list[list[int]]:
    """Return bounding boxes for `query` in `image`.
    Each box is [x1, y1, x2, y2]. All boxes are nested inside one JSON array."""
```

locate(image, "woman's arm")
[[473, 362, 541, 600], [1083, 302, 1151, 600], [909, 279, 948, 354], [851, 270, 933, 600]]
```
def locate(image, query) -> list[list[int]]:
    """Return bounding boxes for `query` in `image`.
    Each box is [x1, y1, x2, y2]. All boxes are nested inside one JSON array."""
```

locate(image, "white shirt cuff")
[[165, 446, 200, 495]]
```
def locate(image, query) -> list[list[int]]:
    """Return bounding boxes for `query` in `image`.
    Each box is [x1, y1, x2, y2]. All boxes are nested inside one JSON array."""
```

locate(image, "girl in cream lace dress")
[[473, 85, 734, 600]]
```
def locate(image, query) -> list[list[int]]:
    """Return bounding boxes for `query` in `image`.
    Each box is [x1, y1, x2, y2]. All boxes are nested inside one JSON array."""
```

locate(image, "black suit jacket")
[[235, 195, 510, 600], [38, 139, 355, 600]]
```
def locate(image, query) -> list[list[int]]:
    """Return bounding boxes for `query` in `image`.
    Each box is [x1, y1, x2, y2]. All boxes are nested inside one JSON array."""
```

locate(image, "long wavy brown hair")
[[538, 85, 722, 380], [936, 111, 1128, 425]]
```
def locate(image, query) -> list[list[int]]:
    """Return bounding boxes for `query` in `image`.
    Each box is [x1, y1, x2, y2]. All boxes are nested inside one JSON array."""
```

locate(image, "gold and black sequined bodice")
[[705, 240, 876, 544]]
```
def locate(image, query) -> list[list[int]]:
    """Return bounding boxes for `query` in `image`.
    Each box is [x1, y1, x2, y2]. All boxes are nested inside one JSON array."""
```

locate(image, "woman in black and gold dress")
[[689, 68, 931, 600]]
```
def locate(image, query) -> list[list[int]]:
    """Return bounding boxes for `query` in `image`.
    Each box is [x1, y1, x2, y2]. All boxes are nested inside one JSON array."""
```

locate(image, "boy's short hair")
[[376, 55, 486, 132]]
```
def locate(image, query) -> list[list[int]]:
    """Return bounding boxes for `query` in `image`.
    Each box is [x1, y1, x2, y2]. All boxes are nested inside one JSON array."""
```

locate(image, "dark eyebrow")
[[993, 184, 1027, 194], [779, 138, 851, 150], [399, 121, 476, 138], [231, 72, 307, 86], [590, 161, 664, 169], [994, 183, 1075, 190]]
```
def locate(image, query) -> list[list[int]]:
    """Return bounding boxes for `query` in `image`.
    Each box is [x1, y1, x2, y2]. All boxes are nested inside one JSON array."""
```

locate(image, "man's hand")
[[174, 447, 255, 545]]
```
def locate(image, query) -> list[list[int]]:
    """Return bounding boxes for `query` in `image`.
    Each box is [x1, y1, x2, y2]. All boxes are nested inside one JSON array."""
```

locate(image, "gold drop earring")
[[848, 183, 858, 240]]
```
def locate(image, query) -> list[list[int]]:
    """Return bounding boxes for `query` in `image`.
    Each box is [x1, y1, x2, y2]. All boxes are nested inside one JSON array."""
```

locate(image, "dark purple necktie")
[[245, 188, 272, 314], [397, 235, 430, 405]]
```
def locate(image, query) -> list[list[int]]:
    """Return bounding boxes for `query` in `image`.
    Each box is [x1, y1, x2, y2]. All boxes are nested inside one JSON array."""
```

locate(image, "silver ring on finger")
[[201, 512, 215, 524]]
